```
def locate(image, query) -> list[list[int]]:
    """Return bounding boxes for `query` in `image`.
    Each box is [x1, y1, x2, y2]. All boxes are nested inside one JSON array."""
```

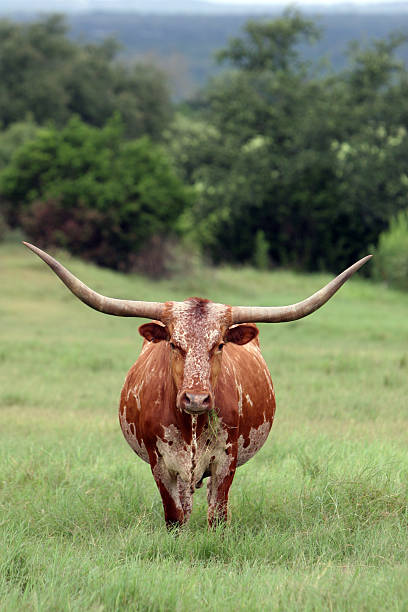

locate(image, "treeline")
[[0, 15, 170, 139], [67, 11, 408, 95], [1, 11, 408, 284]]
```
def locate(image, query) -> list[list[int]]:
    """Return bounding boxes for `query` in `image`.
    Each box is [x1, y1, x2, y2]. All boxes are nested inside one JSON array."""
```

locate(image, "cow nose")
[[181, 392, 212, 414]]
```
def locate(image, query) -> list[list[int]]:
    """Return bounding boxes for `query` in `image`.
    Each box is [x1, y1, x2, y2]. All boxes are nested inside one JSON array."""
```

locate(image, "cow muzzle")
[[178, 391, 213, 415]]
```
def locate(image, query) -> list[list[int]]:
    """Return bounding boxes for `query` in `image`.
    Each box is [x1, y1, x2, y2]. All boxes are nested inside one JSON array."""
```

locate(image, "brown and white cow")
[[24, 242, 371, 527]]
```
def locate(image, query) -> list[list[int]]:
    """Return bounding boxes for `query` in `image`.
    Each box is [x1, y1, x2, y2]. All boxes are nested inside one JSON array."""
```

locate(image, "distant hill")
[[4, 10, 408, 99], [66, 12, 408, 98]]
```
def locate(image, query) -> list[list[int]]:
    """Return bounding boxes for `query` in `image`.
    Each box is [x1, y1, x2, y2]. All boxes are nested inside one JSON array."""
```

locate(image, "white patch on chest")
[[119, 404, 149, 463], [237, 419, 271, 467], [155, 417, 228, 487]]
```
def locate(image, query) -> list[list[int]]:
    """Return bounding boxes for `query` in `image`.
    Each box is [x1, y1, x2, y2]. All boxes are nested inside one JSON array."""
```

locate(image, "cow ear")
[[139, 322, 170, 343], [226, 323, 259, 346]]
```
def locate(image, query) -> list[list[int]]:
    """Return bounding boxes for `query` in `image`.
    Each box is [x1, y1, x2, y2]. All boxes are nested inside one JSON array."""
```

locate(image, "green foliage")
[[216, 9, 321, 72], [164, 113, 222, 185], [0, 116, 192, 270], [372, 210, 408, 290], [0, 15, 172, 139], [253, 230, 270, 270], [0, 121, 40, 171], [174, 12, 408, 272], [346, 33, 408, 104]]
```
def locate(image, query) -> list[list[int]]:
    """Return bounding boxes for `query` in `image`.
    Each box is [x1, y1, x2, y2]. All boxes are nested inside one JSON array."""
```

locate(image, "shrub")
[[0, 116, 192, 273], [372, 210, 408, 290], [0, 121, 40, 171], [252, 230, 270, 270]]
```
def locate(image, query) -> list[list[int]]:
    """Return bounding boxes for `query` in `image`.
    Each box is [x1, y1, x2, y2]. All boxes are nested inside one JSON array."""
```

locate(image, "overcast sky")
[[1, 0, 404, 12]]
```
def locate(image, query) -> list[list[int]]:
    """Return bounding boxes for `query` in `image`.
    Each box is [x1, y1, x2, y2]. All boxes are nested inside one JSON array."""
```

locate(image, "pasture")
[[1, 241, 408, 610]]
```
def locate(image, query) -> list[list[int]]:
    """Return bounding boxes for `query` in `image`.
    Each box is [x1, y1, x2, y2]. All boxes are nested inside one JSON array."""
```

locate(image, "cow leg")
[[207, 444, 238, 528], [178, 476, 193, 523], [151, 454, 185, 528]]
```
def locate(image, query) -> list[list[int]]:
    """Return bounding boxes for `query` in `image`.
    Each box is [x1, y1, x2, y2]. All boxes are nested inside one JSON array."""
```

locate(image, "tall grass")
[[1, 243, 408, 610]]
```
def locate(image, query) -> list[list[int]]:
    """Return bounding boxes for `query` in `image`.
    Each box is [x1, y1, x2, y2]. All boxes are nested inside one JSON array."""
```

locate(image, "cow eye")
[[218, 343, 225, 351], [170, 342, 176, 350]]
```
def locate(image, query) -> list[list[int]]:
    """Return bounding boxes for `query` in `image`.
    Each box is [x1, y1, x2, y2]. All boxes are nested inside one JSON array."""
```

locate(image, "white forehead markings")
[[170, 300, 228, 391], [171, 301, 228, 347]]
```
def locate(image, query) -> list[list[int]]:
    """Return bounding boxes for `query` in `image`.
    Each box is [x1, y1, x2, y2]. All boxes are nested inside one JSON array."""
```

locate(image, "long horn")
[[23, 242, 164, 320], [231, 255, 372, 324]]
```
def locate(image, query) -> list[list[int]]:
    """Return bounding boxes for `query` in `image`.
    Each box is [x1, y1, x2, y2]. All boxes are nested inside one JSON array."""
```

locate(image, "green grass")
[[1, 241, 408, 611]]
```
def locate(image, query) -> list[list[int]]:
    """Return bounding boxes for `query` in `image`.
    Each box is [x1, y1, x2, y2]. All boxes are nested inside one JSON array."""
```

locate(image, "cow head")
[[139, 298, 258, 414]]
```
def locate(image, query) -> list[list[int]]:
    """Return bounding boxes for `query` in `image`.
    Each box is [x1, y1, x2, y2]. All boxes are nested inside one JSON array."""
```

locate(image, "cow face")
[[139, 298, 258, 415]]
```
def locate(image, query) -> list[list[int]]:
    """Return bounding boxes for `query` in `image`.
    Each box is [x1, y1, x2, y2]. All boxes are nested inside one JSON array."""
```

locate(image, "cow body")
[[119, 299, 276, 527]]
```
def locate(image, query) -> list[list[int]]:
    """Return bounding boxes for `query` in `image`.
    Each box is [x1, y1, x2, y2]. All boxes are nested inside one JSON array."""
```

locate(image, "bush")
[[20, 201, 192, 276], [19, 198, 117, 266], [0, 116, 192, 273], [0, 121, 40, 171], [372, 210, 408, 290], [252, 230, 270, 270]]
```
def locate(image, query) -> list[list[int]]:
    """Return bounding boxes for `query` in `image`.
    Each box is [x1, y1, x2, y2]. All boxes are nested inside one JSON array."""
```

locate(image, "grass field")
[[1, 240, 408, 611]]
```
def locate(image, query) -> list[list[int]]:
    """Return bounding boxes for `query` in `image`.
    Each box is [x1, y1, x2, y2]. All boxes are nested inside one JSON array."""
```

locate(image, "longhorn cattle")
[[24, 242, 371, 528]]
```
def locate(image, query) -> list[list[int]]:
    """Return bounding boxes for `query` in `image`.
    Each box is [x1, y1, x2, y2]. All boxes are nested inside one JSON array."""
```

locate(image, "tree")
[[174, 12, 408, 272], [216, 9, 321, 72], [0, 15, 172, 139], [0, 120, 40, 171]]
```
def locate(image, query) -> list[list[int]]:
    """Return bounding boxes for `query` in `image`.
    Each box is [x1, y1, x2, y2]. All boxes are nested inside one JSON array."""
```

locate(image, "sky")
[[1, 0, 405, 13]]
